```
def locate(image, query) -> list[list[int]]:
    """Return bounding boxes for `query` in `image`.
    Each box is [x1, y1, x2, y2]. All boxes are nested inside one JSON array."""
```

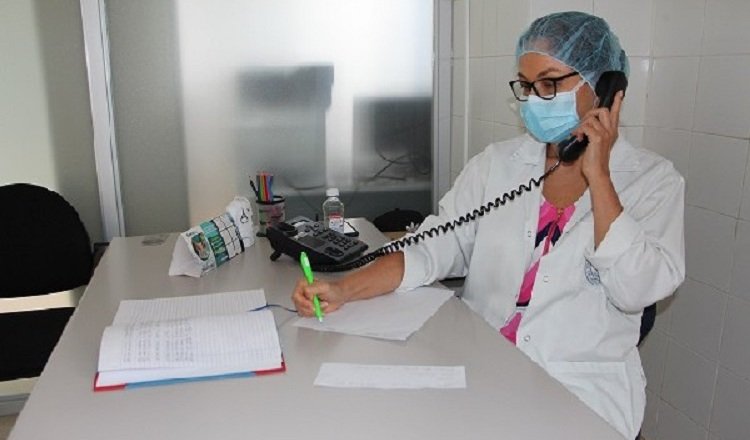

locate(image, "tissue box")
[[168, 197, 255, 277]]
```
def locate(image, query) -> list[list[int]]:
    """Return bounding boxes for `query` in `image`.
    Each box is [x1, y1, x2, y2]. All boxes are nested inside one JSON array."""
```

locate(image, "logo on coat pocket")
[[584, 260, 601, 285]]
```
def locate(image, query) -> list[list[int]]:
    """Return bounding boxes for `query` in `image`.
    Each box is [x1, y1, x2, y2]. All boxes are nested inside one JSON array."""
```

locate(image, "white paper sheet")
[[314, 363, 466, 389], [292, 286, 453, 340], [113, 290, 267, 325]]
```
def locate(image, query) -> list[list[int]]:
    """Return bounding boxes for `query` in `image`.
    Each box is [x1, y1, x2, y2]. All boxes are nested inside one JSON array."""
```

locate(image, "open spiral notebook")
[[94, 290, 284, 391]]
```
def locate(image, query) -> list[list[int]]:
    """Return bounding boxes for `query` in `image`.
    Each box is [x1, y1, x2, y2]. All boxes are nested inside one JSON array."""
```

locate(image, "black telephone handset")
[[556, 70, 628, 163]]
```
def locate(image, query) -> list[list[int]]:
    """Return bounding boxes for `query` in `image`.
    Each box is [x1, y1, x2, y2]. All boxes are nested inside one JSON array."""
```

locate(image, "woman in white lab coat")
[[292, 11, 685, 439]]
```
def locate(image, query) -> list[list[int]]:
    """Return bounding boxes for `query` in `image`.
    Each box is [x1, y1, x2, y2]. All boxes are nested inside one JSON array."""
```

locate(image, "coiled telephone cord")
[[312, 160, 561, 272]]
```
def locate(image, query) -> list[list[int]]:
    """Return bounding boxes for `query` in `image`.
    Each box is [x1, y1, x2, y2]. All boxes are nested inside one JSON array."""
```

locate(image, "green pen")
[[299, 251, 323, 322]]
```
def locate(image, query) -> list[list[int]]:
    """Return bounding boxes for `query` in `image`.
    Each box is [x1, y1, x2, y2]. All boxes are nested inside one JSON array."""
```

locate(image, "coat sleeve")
[[585, 161, 686, 313], [398, 147, 493, 290]]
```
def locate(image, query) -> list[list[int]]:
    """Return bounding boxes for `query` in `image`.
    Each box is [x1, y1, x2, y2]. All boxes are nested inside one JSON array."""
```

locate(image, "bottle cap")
[[326, 188, 339, 197]]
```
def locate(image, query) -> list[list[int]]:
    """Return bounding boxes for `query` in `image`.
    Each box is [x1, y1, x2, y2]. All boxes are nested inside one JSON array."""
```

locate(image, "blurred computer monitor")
[[237, 65, 334, 190], [352, 96, 432, 185]]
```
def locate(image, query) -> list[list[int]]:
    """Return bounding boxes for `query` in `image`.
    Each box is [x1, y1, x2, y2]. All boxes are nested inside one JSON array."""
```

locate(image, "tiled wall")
[[452, 1, 750, 439]]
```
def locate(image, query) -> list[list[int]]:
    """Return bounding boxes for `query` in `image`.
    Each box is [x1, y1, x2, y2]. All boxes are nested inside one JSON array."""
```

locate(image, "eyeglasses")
[[508, 71, 580, 101]]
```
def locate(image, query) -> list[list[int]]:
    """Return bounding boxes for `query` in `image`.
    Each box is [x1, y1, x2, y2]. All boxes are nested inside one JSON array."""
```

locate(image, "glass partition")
[[105, 0, 434, 235]]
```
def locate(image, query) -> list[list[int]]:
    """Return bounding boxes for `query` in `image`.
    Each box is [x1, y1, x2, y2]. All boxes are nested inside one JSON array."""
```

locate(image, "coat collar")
[[511, 133, 642, 230], [512, 133, 641, 172]]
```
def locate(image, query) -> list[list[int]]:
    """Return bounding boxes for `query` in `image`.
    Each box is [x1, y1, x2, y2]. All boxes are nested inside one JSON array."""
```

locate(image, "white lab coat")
[[398, 134, 685, 439]]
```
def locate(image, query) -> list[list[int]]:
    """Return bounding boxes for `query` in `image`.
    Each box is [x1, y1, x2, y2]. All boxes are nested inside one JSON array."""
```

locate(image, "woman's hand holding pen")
[[291, 252, 405, 317], [292, 278, 348, 317]]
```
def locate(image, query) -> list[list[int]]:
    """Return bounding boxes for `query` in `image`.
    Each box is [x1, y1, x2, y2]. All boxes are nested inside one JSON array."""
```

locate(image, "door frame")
[[80, 0, 125, 240]]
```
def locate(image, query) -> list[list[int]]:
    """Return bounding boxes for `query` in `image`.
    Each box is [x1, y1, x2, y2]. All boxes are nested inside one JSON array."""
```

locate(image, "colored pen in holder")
[[250, 172, 284, 236]]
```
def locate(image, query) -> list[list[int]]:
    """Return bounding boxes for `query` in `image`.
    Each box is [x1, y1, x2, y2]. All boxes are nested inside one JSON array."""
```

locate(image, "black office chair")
[[373, 208, 425, 234], [0, 183, 93, 382], [634, 303, 658, 439], [638, 303, 657, 346]]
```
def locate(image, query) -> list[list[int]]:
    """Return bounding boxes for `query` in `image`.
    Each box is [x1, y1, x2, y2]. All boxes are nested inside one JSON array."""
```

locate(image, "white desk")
[[10, 219, 623, 439]]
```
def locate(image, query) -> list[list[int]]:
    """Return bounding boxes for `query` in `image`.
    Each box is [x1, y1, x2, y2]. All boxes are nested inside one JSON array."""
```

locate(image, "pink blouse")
[[500, 198, 575, 344]]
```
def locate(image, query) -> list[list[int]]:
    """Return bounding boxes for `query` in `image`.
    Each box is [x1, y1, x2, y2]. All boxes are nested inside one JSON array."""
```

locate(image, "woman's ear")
[[576, 83, 597, 117]]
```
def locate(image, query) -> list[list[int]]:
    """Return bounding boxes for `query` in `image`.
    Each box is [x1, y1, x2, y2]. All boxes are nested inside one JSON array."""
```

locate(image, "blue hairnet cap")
[[516, 11, 629, 88]]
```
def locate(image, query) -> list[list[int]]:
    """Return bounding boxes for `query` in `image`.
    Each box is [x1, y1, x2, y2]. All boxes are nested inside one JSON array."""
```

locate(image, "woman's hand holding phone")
[[574, 90, 625, 183]]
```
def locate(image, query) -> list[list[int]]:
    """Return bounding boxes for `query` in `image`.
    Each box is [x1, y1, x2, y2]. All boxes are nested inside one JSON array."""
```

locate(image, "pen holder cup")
[[255, 195, 285, 236]]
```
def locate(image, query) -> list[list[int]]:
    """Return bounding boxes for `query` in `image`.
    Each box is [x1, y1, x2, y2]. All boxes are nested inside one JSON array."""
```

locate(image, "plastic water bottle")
[[322, 188, 345, 233]]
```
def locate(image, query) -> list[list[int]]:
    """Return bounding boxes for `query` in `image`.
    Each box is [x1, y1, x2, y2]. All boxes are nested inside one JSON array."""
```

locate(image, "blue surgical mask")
[[520, 80, 585, 144]]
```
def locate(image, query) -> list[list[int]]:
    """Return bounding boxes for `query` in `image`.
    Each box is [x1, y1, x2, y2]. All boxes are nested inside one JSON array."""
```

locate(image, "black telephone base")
[[269, 250, 283, 261], [266, 216, 368, 266]]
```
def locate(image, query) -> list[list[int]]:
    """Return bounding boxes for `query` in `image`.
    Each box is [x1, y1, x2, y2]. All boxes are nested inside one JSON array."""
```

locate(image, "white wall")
[[0, 0, 57, 189], [0, 0, 102, 243], [454, 1, 750, 439], [639, 1, 750, 439]]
